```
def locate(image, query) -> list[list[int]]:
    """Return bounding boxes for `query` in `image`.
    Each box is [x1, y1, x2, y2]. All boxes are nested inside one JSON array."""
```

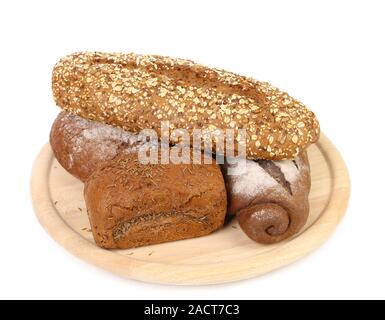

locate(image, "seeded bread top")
[[52, 52, 320, 160]]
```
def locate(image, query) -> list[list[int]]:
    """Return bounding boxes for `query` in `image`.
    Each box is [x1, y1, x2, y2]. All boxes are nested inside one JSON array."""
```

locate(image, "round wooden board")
[[31, 134, 350, 285]]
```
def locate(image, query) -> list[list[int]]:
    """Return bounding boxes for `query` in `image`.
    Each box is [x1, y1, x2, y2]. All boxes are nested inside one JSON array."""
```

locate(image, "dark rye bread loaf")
[[50, 111, 151, 181], [84, 152, 227, 249], [52, 52, 320, 160], [223, 152, 310, 244]]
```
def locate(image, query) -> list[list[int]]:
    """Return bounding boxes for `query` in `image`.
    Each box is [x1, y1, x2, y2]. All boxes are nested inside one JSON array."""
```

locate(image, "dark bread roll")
[[84, 152, 227, 249], [50, 111, 149, 181], [223, 152, 310, 244]]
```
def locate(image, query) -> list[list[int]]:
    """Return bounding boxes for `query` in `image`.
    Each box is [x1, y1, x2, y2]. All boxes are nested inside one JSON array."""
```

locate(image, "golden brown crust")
[[52, 52, 320, 160], [84, 152, 227, 249]]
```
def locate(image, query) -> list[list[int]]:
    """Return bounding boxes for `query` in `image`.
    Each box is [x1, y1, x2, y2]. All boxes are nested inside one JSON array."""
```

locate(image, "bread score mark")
[[255, 160, 293, 195], [112, 209, 211, 241], [292, 159, 299, 170]]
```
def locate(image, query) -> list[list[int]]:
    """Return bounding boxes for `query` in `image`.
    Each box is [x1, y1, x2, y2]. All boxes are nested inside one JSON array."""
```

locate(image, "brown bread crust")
[[50, 111, 148, 181], [223, 152, 310, 244], [52, 52, 320, 160], [84, 152, 227, 249]]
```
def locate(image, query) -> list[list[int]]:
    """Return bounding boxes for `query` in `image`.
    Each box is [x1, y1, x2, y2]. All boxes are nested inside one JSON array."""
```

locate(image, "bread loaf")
[[84, 152, 227, 249], [223, 152, 310, 244], [50, 111, 152, 181], [52, 52, 320, 160]]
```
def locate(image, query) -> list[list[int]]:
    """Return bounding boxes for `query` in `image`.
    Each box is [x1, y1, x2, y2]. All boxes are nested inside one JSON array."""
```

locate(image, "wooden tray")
[[31, 134, 350, 285]]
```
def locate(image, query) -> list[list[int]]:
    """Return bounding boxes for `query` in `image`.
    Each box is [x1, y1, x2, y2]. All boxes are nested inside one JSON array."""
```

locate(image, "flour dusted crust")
[[84, 152, 227, 249], [52, 52, 320, 160], [50, 111, 150, 181], [223, 152, 310, 244]]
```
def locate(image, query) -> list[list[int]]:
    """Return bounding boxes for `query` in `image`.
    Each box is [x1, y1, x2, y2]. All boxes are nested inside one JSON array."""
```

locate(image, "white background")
[[0, 0, 384, 300]]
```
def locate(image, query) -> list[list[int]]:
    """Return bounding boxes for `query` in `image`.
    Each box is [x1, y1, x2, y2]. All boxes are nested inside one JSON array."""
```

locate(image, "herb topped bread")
[[84, 152, 227, 249]]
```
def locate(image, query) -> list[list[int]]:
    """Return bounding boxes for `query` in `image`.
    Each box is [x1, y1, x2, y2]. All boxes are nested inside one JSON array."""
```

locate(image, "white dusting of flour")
[[274, 160, 300, 184], [229, 160, 277, 198], [226, 157, 301, 199]]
